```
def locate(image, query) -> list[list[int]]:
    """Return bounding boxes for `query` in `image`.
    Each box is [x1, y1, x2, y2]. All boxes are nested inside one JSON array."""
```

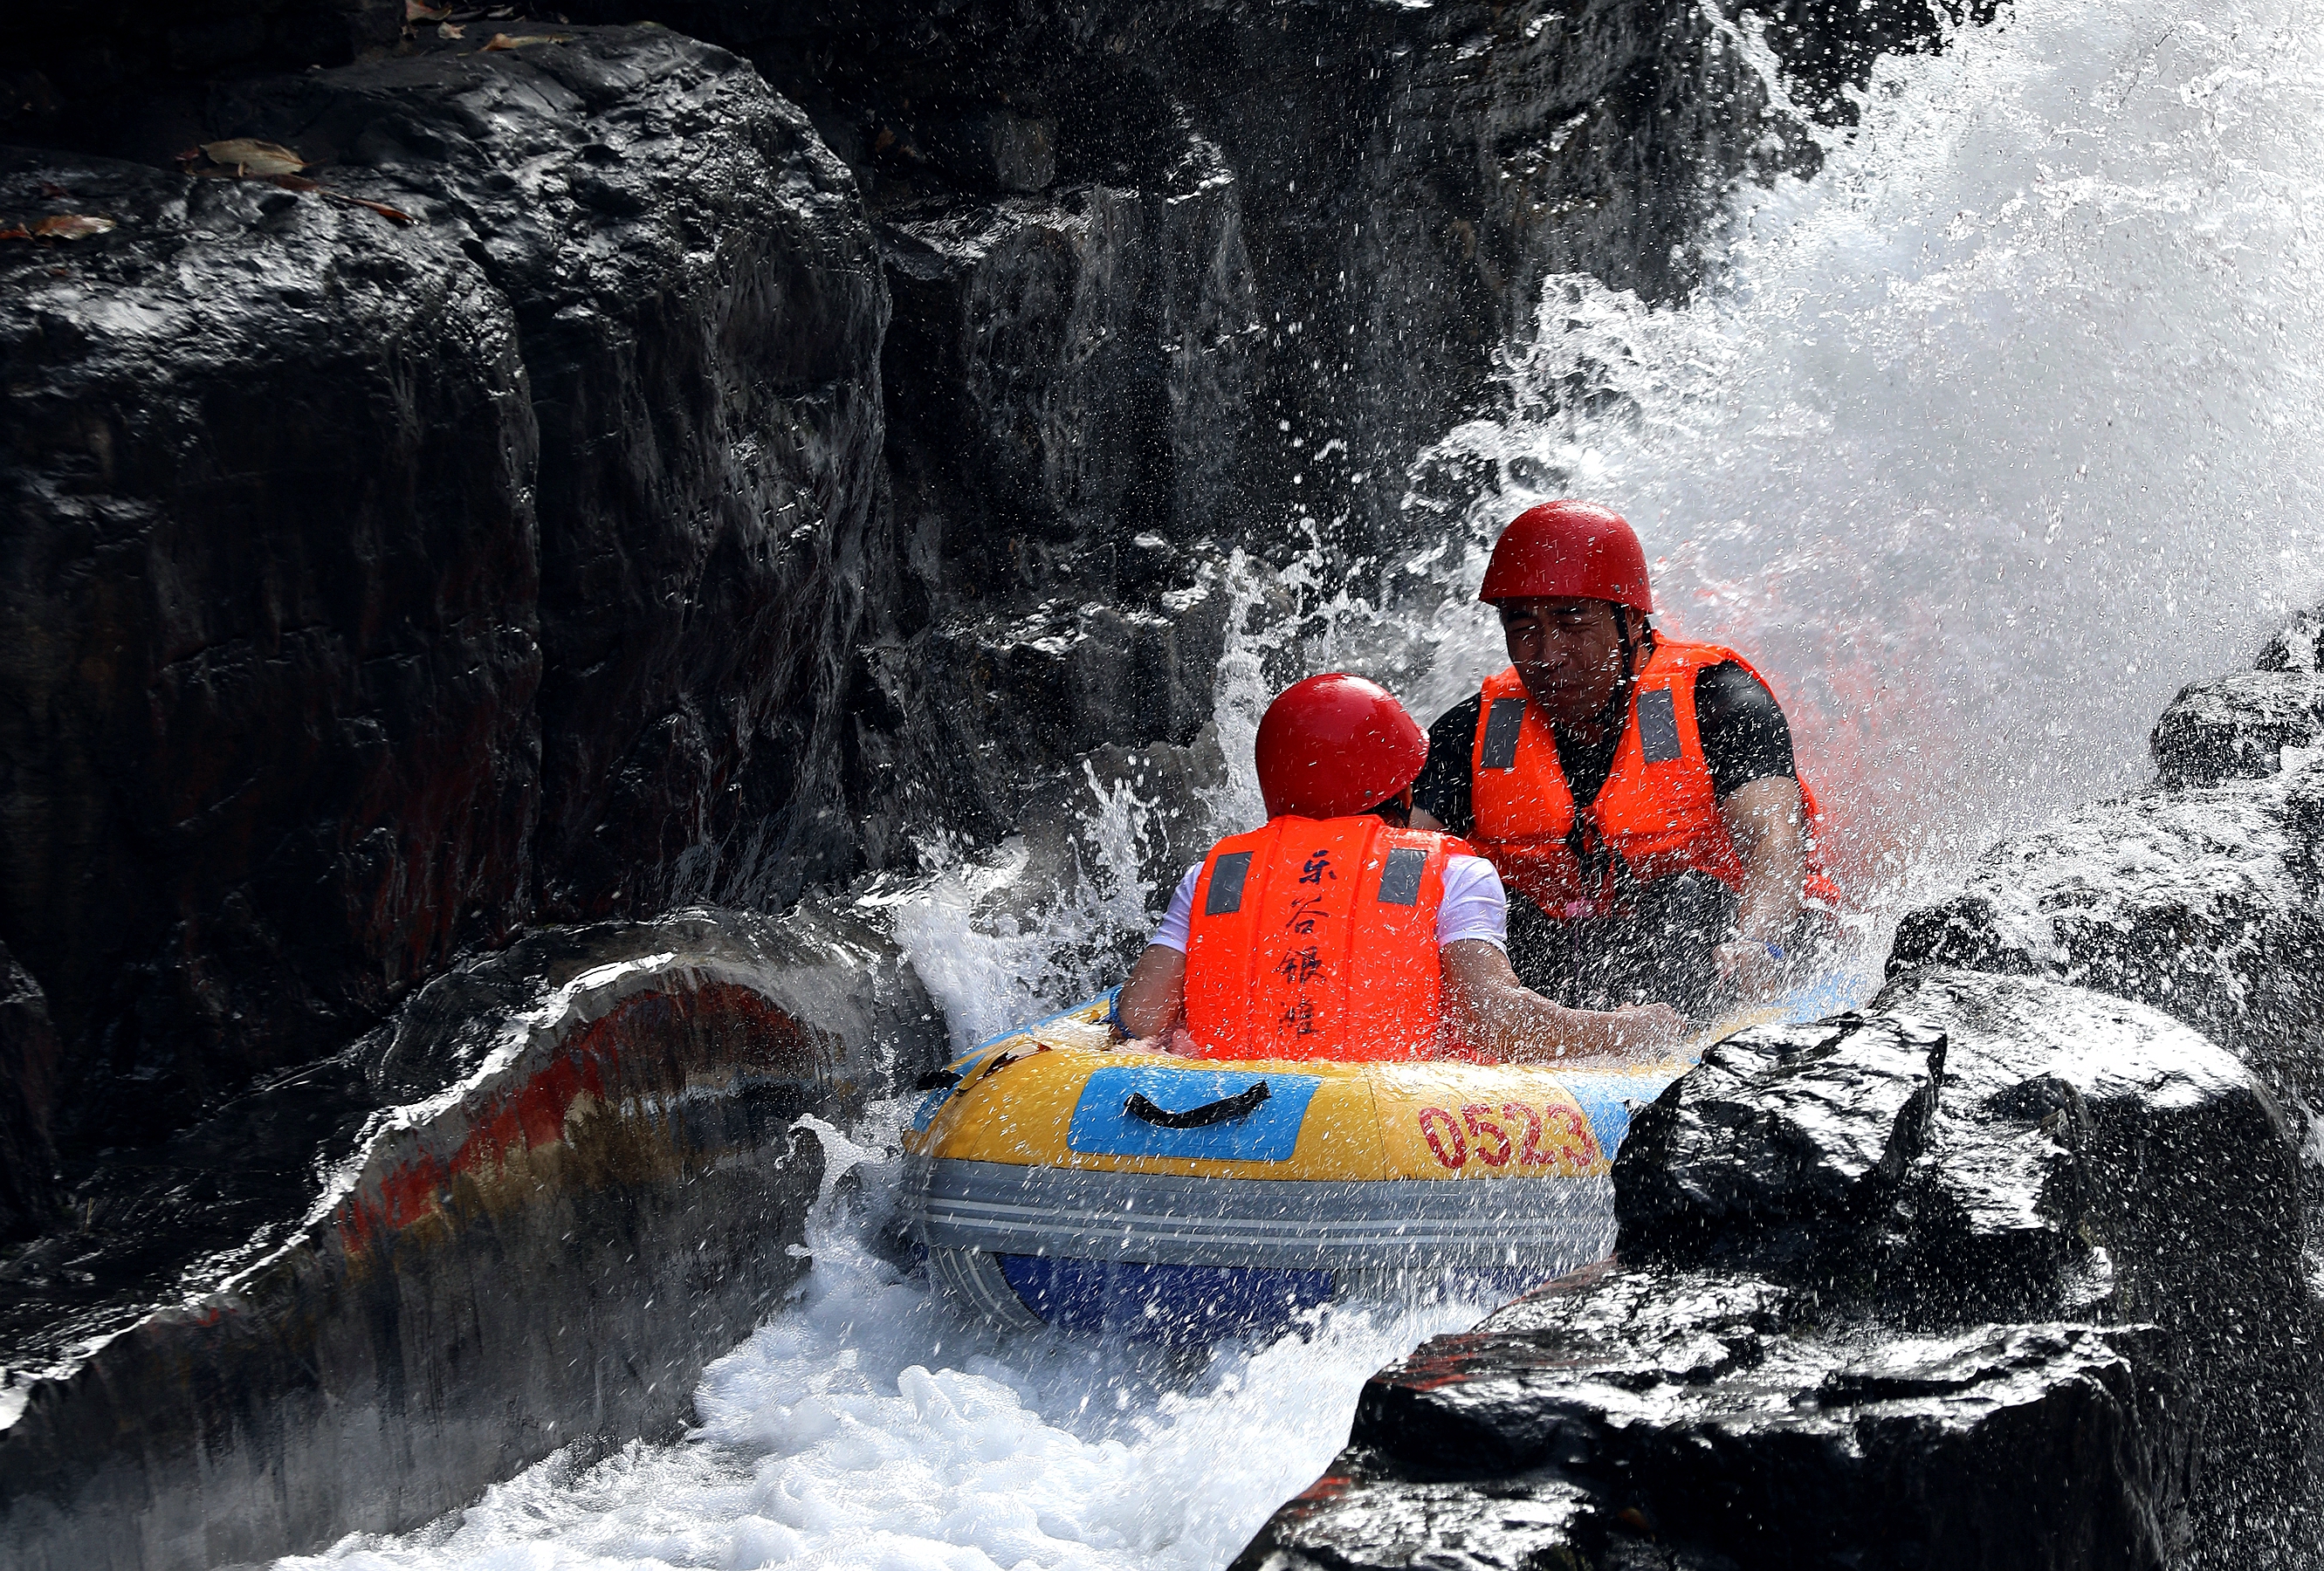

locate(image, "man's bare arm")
[[1440, 939, 1684, 1063], [1713, 776, 1806, 995], [1117, 943, 1187, 1039], [1719, 776, 1806, 942]]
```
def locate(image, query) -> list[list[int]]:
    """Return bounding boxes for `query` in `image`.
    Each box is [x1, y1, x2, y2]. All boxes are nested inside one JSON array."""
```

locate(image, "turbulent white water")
[[281, 2, 2324, 1566], [1406, 0, 2324, 909]]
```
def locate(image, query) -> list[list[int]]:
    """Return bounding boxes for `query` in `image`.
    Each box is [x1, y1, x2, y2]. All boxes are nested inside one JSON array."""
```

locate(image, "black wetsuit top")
[[1413, 649, 1796, 837]]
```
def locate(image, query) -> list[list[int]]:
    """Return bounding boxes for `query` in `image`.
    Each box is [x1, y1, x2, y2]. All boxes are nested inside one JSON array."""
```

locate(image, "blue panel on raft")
[[1067, 1067, 1322, 1162], [1778, 970, 1872, 1022], [998, 1255, 1334, 1343], [1558, 1075, 1665, 1159]]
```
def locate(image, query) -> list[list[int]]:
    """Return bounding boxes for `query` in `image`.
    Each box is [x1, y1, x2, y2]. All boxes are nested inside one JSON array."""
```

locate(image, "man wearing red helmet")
[[1410, 500, 1837, 1015], [1115, 673, 1681, 1063]]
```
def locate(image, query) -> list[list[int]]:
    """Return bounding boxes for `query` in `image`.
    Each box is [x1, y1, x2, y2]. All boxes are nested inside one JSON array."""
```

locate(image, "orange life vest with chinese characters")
[[1181, 816, 1474, 1062], [1468, 637, 1840, 918]]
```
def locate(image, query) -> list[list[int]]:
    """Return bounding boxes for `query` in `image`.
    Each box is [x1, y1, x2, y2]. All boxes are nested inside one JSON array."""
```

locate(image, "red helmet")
[[1254, 674, 1429, 820], [1478, 499, 1654, 613]]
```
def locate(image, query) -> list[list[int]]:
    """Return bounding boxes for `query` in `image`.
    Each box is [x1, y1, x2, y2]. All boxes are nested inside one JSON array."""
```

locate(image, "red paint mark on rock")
[[1293, 1474, 1353, 1503], [336, 982, 808, 1256]]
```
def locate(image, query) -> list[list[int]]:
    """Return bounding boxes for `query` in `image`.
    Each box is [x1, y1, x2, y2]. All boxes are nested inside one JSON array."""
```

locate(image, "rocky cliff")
[[2, 28, 887, 1171]]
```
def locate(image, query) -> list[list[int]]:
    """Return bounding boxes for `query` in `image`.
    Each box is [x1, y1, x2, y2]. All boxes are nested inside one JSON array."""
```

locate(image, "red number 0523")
[[1415, 1101, 1592, 1170]]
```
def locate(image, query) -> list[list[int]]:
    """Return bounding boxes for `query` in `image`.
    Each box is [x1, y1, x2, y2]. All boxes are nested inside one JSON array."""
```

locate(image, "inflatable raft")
[[901, 998, 1691, 1342]]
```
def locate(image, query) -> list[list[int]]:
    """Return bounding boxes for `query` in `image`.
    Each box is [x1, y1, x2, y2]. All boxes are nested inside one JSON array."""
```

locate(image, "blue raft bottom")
[[994, 1255, 1543, 1345]]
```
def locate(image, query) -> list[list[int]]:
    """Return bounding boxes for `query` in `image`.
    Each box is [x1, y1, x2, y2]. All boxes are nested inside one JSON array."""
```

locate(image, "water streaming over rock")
[[278, 1108, 1501, 1571], [273, 0, 2324, 1563]]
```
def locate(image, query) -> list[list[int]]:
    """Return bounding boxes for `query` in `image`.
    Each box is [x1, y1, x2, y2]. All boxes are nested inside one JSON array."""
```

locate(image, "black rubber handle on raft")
[[915, 1069, 962, 1092], [1123, 1082, 1270, 1129]]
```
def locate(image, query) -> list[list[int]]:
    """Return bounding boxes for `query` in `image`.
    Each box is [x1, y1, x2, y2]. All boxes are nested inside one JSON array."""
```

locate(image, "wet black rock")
[[846, 110, 1257, 850], [877, 177, 1249, 600], [0, 906, 943, 1571], [755, 0, 1813, 564], [1, 27, 886, 1150], [1239, 970, 2305, 1571], [1890, 744, 2324, 1172], [862, 584, 1234, 850], [2151, 672, 2324, 787], [0, 944, 64, 1242], [1267, 1287, 2177, 1571], [2259, 601, 2324, 674], [1615, 1012, 1945, 1266], [194, 32, 895, 931]]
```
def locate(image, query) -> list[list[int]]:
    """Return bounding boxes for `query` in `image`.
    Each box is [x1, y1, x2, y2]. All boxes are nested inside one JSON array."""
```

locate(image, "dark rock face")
[[1277, 1295, 2176, 1571], [856, 162, 1250, 842], [0, 944, 64, 1241], [744, 0, 1804, 585], [0, 906, 943, 1571], [2151, 672, 2324, 787], [1615, 1012, 1944, 1265], [1892, 689, 2324, 1211], [1, 28, 886, 1149], [793, 0, 1877, 862], [1, 135, 541, 1149], [1238, 970, 2305, 1571], [194, 35, 896, 928]]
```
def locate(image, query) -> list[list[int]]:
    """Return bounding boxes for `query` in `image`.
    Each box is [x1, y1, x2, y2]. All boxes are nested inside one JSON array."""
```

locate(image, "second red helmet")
[[1478, 499, 1654, 612], [1255, 674, 1429, 820]]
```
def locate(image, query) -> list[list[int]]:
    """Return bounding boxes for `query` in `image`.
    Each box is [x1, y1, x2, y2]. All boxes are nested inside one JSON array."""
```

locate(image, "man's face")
[[1498, 597, 1627, 724]]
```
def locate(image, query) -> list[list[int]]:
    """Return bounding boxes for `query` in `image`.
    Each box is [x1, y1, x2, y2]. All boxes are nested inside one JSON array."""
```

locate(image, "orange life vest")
[[1468, 636, 1839, 919], [1181, 816, 1474, 1062]]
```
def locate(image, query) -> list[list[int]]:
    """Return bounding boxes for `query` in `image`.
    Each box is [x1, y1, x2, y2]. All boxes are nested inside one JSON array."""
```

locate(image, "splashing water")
[[890, 545, 1381, 1051], [278, 3, 2324, 1565], [1409, 0, 2324, 919]]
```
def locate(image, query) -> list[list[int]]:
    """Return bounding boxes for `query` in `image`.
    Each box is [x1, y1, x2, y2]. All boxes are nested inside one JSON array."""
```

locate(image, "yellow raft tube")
[[901, 998, 1691, 1341]]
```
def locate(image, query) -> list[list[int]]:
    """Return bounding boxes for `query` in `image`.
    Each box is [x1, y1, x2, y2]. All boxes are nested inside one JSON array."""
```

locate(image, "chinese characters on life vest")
[[1278, 847, 1336, 1039]]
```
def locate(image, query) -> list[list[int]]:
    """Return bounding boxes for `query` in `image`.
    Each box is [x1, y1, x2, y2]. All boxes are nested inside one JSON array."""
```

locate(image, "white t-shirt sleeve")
[[1148, 866, 1202, 952], [1434, 854, 1509, 950]]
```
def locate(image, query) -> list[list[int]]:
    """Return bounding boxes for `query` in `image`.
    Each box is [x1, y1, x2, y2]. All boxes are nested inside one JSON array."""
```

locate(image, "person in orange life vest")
[[1410, 500, 1838, 1017], [1114, 673, 1684, 1064]]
